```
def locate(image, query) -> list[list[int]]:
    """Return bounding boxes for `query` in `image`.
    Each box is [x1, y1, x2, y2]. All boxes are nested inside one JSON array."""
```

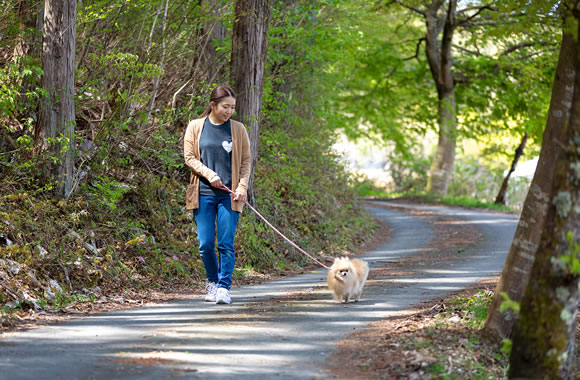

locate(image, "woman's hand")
[[232, 191, 247, 203], [210, 176, 223, 188]]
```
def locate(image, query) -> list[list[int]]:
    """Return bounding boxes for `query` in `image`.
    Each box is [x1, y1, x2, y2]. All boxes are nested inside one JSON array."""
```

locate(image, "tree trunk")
[[146, 0, 169, 126], [509, 10, 580, 376], [495, 132, 529, 205], [483, 9, 576, 339], [36, 0, 77, 198], [230, 0, 271, 206], [427, 89, 457, 195], [424, 0, 457, 197], [12, 0, 40, 60], [12, 0, 43, 120], [201, 0, 228, 83]]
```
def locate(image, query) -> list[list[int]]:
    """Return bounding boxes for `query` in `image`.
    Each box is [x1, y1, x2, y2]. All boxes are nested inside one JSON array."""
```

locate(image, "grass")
[[418, 288, 509, 378], [353, 175, 518, 212], [449, 289, 493, 328], [435, 195, 514, 212], [356, 184, 516, 213]]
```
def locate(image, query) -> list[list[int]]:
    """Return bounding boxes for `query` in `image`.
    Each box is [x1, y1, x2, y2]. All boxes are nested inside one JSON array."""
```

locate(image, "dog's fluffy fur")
[[327, 257, 369, 303]]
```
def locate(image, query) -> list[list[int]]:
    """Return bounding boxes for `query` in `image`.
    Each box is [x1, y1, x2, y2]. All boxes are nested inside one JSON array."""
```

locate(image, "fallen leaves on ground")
[[326, 278, 508, 379]]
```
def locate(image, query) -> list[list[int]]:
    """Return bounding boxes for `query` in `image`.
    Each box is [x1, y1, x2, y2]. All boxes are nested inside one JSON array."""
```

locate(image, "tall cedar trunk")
[[230, 0, 271, 206], [495, 132, 529, 205], [36, 0, 77, 198], [483, 9, 576, 339], [424, 0, 457, 196], [146, 0, 169, 125], [509, 10, 580, 376], [201, 0, 227, 83], [12, 0, 40, 60], [13, 0, 43, 119]]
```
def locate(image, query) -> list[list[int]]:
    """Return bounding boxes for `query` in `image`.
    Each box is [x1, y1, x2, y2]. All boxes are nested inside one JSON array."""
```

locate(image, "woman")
[[183, 85, 251, 304]]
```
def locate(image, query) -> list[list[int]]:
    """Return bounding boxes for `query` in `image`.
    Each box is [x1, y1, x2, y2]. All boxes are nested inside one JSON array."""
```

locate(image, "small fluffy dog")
[[327, 257, 369, 303]]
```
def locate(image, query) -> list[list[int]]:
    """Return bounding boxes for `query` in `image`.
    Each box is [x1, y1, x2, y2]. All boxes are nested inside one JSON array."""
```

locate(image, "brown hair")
[[199, 85, 236, 118]]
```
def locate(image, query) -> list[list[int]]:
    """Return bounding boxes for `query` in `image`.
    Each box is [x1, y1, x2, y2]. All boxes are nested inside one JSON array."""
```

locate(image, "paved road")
[[0, 201, 518, 379]]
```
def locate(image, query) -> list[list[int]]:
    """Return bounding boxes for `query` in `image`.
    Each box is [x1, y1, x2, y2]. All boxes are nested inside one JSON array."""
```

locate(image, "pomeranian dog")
[[327, 257, 369, 303]]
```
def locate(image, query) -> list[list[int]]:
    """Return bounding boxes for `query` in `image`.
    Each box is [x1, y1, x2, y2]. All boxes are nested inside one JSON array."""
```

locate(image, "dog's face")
[[334, 264, 351, 281], [337, 268, 349, 277]]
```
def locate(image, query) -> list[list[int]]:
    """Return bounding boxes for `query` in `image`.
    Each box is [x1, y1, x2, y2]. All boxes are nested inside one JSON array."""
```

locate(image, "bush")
[[448, 155, 531, 210], [0, 109, 377, 315]]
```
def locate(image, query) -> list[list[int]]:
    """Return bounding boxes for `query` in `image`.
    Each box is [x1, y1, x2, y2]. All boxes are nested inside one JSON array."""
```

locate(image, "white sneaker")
[[215, 287, 231, 304], [204, 282, 217, 302]]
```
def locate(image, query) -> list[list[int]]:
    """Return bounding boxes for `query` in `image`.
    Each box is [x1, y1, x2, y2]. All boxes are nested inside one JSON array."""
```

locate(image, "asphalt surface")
[[0, 201, 519, 379]]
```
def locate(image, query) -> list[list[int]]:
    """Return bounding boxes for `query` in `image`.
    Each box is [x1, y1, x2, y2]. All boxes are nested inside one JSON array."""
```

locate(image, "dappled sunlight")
[[393, 276, 484, 286], [422, 268, 482, 275], [0, 203, 517, 378], [366, 247, 434, 257]]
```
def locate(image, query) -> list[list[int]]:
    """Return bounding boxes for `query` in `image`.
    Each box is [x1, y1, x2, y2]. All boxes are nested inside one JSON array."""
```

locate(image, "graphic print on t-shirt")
[[222, 140, 232, 153]]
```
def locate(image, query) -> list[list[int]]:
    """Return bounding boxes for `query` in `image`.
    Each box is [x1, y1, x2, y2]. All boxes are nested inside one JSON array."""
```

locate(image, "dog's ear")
[[333, 257, 340, 264]]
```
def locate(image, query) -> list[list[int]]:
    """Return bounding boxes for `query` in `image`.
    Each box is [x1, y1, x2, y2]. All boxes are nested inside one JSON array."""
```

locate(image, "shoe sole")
[[215, 298, 231, 304]]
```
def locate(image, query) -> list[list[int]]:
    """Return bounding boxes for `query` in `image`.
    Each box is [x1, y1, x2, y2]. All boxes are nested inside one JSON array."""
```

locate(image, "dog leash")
[[220, 185, 331, 270]]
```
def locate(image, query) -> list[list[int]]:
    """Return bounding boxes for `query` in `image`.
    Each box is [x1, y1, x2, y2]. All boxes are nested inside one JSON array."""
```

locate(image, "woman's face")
[[210, 96, 236, 124]]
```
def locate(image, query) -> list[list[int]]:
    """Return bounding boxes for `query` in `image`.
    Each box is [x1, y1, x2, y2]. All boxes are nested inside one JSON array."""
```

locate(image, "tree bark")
[[509, 8, 580, 375], [483, 8, 576, 339], [495, 132, 529, 205], [230, 0, 271, 206], [146, 0, 169, 126], [36, 0, 77, 198], [12, 0, 41, 60], [201, 0, 228, 83], [424, 0, 458, 196], [11, 0, 43, 120]]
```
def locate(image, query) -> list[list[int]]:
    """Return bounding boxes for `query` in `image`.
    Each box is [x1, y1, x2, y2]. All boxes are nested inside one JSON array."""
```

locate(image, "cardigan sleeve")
[[235, 124, 252, 193], [183, 120, 219, 182]]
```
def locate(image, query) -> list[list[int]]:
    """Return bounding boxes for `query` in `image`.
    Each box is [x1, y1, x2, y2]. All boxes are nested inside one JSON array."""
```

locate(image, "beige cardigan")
[[183, 117, 251, 212]]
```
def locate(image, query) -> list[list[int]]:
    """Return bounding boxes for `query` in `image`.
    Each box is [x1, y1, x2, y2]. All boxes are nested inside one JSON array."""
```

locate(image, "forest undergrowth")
[[0, 117, 377, 327]]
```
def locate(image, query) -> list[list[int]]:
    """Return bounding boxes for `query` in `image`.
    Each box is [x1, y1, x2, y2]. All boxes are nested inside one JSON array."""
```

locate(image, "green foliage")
[[500, 338, 513, 360], [427, 362, 446, 376], [388, 147, 431, 193], [445, 153, 531, 210], [435, 196, 514, 212], [352, 177, 391, 197], [95, 52, 163, 80], [89, 176, 129, 211], [388, 284, 509, 379], [311, 0, 557, 199], [237, 127, 376, 271], [557, 231, 580, 275], [499, 291, 521, 314], [0, 1, 378, 316], [316, 0, 433, 151], [433, 289, 494, 329], [228, 0, 381, 273], [0, 58, 42, 120], [449, 290, 493, 329]]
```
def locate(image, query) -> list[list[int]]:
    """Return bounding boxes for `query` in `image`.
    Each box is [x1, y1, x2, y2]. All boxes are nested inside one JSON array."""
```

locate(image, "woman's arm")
[[234, 126, 251, 200], [183, 120, 220, 183]]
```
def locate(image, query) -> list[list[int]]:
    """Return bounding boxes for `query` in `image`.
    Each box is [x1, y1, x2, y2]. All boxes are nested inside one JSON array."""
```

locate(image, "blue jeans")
[[194, 196, 240, 290]]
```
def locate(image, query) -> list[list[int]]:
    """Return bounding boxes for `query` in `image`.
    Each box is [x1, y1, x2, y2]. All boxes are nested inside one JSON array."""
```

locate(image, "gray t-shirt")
[[199, 117, 232, 196]]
